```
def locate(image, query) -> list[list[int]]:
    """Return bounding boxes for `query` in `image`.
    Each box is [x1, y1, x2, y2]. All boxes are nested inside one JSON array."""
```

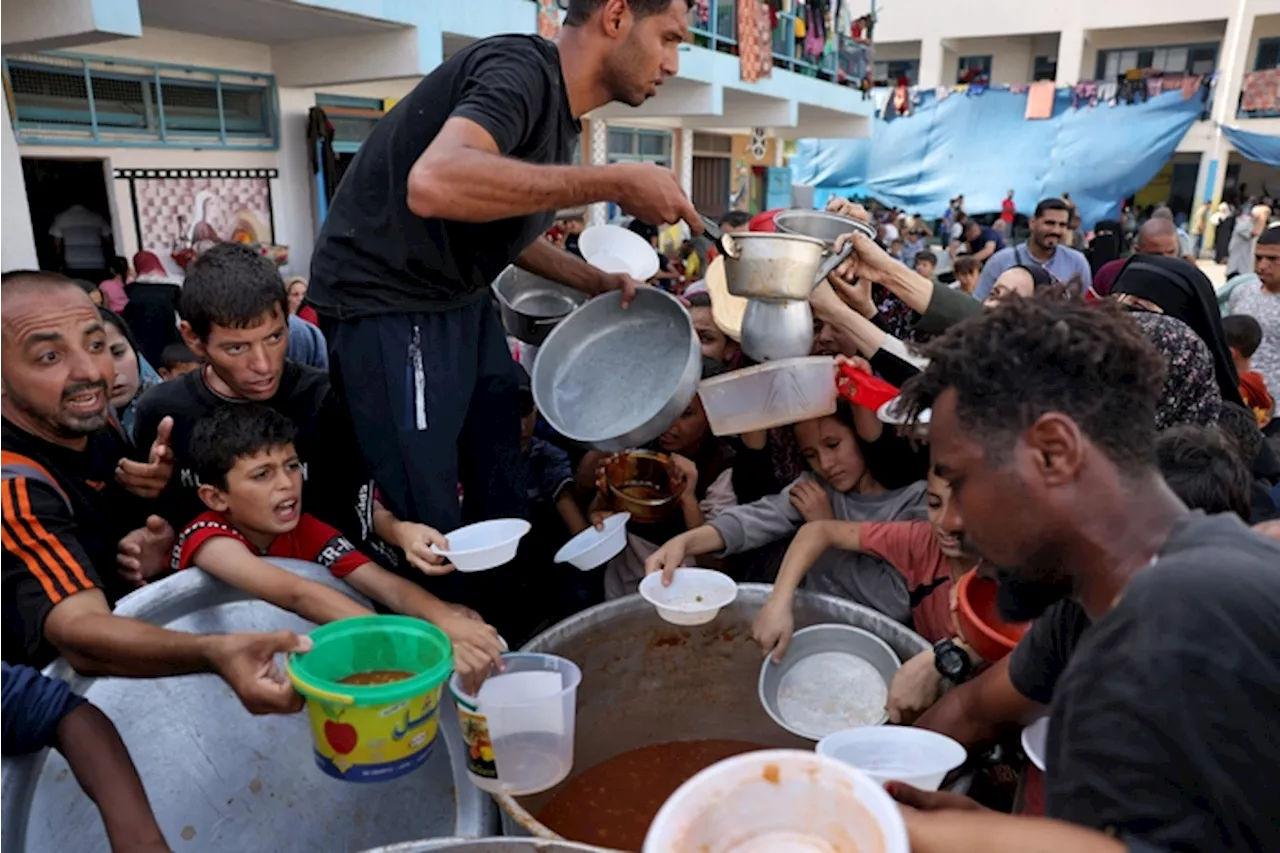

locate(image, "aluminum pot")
[[493, 266, 589, 346], [722, 232, 829, 301], [364, 839, 606, 853], [494, 585, 929, 846], [532, 289, 700, 451], [1, 560, 496, 853], [600, 450, 684, 523], [775, 209, 877, 247], [739, 298, 814, 361]]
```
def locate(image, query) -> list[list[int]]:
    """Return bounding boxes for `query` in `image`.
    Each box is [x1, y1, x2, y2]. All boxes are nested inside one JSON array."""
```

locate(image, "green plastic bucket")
[[286, 615, 453, 782]]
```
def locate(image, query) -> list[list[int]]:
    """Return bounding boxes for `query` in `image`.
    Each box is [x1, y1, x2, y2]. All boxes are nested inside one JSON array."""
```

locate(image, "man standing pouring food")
[[308, 0, 700, 619]]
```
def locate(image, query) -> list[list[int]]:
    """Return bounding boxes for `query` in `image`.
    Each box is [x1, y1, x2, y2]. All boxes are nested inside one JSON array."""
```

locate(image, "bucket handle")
[[285, 659, 355, 705]]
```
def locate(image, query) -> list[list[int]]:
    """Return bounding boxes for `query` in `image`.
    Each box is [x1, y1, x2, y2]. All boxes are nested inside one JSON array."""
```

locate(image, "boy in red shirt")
[[1223, 314, 1275, 427], [753, 467, 985, 722], [173, 404, 504, 682]]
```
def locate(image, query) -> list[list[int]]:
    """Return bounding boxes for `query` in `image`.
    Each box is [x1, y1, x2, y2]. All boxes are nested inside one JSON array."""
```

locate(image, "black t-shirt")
[[1007, 598, 1091, 705], [967, 226, 1004, 255], [132, 363, 369, 538], [2, 420, 145, 667], [308, 35, 582, 318], [1015, 513, 1280, 850]]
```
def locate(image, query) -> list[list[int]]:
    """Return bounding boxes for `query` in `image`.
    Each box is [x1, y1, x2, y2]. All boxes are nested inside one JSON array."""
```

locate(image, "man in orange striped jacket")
[[2, 271, 306, 715]]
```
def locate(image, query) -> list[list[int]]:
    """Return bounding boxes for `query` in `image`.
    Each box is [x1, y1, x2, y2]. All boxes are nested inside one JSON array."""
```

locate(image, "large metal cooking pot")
[[722, 232, 830, 301], [1, 560, 495, 853], [532, 289, 700, 451], [364, 839, 605, 853], [493, 585, 928, 846], [775, 209, 876, 247], [492, 266, 589, 346]]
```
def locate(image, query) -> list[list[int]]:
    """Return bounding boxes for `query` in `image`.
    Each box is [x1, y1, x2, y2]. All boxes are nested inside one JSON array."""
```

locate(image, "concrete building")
[[1, 0, 875, 276], [871, 0, 1280, 218]]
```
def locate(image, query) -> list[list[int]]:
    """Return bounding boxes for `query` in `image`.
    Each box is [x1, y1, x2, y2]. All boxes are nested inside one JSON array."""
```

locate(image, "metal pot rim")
[[726, 231, 829, 247], [604, 450, 684, 507]]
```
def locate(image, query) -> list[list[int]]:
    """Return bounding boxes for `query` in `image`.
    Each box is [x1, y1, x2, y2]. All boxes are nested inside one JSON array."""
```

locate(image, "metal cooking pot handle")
[[813, 242, 855, 286]]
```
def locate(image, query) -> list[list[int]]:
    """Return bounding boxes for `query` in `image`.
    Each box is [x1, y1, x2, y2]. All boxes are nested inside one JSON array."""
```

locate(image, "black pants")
[[325, 299, 532, 631]]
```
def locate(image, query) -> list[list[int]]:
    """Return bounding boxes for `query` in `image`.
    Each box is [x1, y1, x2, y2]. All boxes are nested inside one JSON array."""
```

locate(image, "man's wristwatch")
[[933, 638, 974, 683]]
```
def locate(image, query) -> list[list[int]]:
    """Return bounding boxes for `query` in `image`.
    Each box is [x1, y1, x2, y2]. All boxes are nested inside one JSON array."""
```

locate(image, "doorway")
[[21, 157, 114, 274]]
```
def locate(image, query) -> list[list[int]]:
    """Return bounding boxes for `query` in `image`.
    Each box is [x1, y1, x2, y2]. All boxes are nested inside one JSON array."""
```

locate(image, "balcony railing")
[[530, 0, 869, 86]]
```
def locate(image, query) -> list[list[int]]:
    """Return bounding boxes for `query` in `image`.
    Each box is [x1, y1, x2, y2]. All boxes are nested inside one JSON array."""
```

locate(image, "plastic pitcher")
[[451, 653, 581, 796]]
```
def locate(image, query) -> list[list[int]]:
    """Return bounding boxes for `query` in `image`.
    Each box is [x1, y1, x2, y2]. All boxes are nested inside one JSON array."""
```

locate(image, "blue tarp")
[[792, 88, 1204, 228], [1222, 124, 1280, 168]]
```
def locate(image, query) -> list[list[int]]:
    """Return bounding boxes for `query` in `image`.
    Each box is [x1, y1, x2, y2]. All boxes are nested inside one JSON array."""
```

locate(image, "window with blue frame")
[[1257, 37, 1280, 71], [4, 51, 277, 149]]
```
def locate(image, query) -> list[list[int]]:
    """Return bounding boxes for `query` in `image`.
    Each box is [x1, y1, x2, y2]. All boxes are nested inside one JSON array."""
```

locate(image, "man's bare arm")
[[407, 118, 697, 227]]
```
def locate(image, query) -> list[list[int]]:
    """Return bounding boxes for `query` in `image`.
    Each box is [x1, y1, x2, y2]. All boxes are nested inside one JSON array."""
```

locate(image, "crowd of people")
[[4, 1, 1280, 851]]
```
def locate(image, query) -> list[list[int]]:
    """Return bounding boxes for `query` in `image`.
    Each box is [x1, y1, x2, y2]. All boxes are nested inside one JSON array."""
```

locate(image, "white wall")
[[87, 27, 273, 72], [2, 109, 39, 272]]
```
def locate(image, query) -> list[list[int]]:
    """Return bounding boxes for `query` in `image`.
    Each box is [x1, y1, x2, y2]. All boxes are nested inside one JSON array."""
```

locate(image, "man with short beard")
[[888, 296, 1280, 852], [974, 198, 1092, 299], [0, 271, 308, 714]]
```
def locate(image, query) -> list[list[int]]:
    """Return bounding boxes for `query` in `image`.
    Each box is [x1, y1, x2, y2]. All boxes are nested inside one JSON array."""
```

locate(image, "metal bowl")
[[0, 560, 494, 853], [722, 232, 829, 301], [758, 624, 903, 740], [775, 210, 877, 247], [740, 298, 814, 362], [602, 450, 684, 523], [492, 266, 589, 346], [532, 289, 700, 451]]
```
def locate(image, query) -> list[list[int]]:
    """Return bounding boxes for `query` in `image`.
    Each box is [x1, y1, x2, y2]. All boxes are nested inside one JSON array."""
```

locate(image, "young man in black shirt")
[[308, 1, 701, 596], [1, 271, 307, 714], [132, 244, 449, 578], [892, 296, 1280, 852]]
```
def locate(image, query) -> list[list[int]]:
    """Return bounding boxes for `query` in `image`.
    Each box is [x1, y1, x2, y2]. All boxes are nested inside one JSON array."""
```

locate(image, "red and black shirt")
[[172, 510, 369, 578]]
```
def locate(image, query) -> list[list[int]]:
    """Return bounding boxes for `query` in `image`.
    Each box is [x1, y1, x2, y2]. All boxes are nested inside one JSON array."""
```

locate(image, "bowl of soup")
[[287, 615, 454, 782]]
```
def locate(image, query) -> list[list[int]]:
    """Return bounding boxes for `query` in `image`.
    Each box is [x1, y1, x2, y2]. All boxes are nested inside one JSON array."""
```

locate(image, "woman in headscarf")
[[122, 250, 183, 366], [1111, 254, 1244, 408], [1128, 312, 1222, 430], [98, 308, 161, 440]]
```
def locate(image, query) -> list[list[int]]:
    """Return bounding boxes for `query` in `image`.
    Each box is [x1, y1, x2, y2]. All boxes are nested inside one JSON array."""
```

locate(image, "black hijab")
[[1112, 255, 1244, 408]]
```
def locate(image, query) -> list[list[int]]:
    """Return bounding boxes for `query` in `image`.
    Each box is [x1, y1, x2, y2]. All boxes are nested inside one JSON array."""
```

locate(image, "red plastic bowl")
[[955, 570, 1030, 663]]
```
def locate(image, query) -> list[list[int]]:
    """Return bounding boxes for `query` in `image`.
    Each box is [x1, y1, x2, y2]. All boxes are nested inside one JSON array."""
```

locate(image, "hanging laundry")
[[738, 0, 772, 83], [1071, 80, 1098, 109], [892, 82, 912, 116], [1025, 80, 1055, 119], [537, 0, 560, 38], [1241, 68, 1280, 113], [1009, 83, 1031, 95], [1161, 75, 1184, 92], [968, 82, 988, 96], [935, 86, 951, 101], [694, 0, 710, 26], [1098, 81, 1118, 106], [1145, 77, 1163, 100], [804, 0, 828, 61], [1180, 74, 1202, 101]]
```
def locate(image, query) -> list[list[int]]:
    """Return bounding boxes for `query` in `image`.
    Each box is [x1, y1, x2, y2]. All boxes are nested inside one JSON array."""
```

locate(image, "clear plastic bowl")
[[639, 568, 737, 626], [430, 518, 531, 572], [643, 749, 909, 853], [817, 726, 968, 791], [698, 356, 837, 437], [554, 512, 631, 571]]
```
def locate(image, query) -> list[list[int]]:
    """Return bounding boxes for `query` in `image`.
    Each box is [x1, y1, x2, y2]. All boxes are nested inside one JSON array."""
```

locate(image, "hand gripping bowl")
[[532, 289, 701, 451], [955, 569, 1030, 662]]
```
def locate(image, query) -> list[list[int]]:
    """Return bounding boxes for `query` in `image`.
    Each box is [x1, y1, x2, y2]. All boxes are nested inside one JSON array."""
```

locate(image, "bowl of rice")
[[758, 624, 901, 740]]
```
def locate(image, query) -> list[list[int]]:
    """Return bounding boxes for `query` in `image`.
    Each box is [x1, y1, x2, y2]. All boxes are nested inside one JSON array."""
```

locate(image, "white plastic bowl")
[[1021, 716, 1049, 772], [553, 512, 631, 571], [643, 749, 910, 853], [429, 518, 531, 572], [638, 568, 737, 626], [817, 726, 968, 791], [699, 356, 837, 436], [579, 225, 660, 281]]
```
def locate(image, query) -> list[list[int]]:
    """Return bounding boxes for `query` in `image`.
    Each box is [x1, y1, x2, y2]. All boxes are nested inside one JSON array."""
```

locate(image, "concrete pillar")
[[587, 119, 609, 226], [272, 87, 318, 277], [917, 37, 947, 90], [2, 109, 38, 273], [678, 128, 694, 198], [1054, 27, 1088, 86], [1194, 0, 1253, 208]]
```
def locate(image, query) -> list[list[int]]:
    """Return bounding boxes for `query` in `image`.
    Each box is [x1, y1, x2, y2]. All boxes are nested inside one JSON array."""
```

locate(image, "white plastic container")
[[698, 357, 838, 436], [553, 512, 630, 571], [450, 653, 582, 796], [817, 726, 967, 791], [430, 519, 531, 572], [639, 568, 737, 626], [579, 225, 660, 281], [643, 749, 910, 853], [1021, 716, 1049, 772]]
